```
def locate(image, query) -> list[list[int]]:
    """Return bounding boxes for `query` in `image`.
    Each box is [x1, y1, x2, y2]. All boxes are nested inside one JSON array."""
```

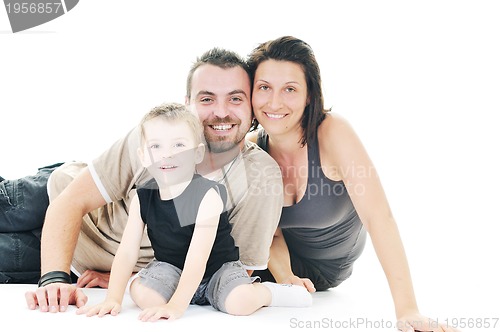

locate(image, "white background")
[[1, 0, 499, 328]]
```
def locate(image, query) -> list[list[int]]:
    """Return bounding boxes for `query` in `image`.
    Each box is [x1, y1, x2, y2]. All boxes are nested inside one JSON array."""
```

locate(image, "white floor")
[[2, 237, 498, 332]]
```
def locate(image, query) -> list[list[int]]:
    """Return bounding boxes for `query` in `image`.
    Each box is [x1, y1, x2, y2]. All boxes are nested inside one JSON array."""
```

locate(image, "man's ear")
[[194, 143, 205, 164], [137, 147, 147, 167]]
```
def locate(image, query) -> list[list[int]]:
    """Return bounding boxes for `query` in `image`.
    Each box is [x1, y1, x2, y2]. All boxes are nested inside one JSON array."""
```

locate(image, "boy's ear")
[[194, 143, 205, 164]]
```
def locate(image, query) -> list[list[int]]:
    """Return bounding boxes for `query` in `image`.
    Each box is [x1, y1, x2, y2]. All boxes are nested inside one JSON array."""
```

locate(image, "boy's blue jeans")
[[0, 163, 63, 283]]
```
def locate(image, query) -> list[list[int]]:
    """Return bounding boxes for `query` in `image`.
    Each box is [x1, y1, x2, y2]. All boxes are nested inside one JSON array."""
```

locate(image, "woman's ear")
[[194, 143, 205, 164]]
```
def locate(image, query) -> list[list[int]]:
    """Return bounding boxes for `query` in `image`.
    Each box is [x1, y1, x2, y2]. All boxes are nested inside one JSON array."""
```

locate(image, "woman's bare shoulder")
[[318, 111, 366, 164], [318, 112, 356, 140]]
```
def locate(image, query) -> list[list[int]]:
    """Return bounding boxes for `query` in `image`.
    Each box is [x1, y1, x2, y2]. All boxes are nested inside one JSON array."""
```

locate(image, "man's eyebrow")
[[228, 89, 248, 98], [195, 89, 248, 98], [196, 90, 215, 97]]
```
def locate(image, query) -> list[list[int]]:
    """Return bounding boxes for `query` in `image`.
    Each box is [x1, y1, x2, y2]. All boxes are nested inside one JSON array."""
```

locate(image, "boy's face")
[[140, 118, 203, 186], [187, 64, 252, 153]]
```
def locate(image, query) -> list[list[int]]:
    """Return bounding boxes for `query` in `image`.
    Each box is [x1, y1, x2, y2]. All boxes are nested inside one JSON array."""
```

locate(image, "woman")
[[247, 36, 457, 332]]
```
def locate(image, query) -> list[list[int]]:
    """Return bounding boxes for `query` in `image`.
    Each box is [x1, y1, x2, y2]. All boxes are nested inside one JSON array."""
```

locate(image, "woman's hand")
[[397, 312, 461, 332], [281, 274, 316, 293]]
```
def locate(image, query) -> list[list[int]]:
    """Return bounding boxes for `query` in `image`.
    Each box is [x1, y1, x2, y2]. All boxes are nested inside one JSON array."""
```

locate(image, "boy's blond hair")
[[139, 102, 203, 144]]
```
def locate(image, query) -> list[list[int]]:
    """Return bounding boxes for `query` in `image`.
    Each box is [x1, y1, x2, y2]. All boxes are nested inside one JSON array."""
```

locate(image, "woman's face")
[[252, 59, 308, 137]]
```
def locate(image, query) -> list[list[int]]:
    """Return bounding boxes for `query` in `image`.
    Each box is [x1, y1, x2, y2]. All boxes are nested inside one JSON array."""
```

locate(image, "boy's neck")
[[158, 179, 192, 200]]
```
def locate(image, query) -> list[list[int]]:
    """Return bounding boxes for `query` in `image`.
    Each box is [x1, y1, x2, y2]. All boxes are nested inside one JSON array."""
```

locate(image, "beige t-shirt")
[[53, 126, 283, 275]]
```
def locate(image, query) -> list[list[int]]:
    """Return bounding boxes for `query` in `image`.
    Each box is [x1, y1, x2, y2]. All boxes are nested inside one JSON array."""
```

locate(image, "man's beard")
[[205, 136, 241, 153], [203, 116, 247, 153]]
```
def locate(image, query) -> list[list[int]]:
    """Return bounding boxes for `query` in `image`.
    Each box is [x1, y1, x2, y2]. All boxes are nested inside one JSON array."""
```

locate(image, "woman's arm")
[[266, 228, 316, 292], [322, 113, 459, 331], [247, 129, 314, 291], [320, 114, 421, 319]]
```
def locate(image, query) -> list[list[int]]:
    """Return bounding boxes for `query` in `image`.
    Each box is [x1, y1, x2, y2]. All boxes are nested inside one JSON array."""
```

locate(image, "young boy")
[[76, 102, 312, 321]]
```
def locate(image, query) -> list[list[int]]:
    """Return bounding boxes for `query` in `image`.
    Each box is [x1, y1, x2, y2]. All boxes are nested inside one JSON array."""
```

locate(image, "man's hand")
[[77, 270, 111, 288], [25, 282, 88, 312]]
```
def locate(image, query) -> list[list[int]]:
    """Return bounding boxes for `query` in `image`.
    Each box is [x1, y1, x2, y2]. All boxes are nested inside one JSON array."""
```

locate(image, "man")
[[22, 48, 283, 312]]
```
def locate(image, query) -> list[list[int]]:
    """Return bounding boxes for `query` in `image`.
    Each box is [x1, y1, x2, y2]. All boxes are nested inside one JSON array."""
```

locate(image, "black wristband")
[[38, 271, 72, 287]]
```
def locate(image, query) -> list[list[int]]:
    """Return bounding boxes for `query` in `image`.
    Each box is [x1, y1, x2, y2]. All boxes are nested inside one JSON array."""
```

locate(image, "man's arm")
[[228, 143, 283, 272], [41, 168, 106, 274], [25, 168, 106, 312]]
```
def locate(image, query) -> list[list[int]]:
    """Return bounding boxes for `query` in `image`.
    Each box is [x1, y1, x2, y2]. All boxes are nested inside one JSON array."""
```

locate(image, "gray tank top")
[[257, 129, 366, 263]]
